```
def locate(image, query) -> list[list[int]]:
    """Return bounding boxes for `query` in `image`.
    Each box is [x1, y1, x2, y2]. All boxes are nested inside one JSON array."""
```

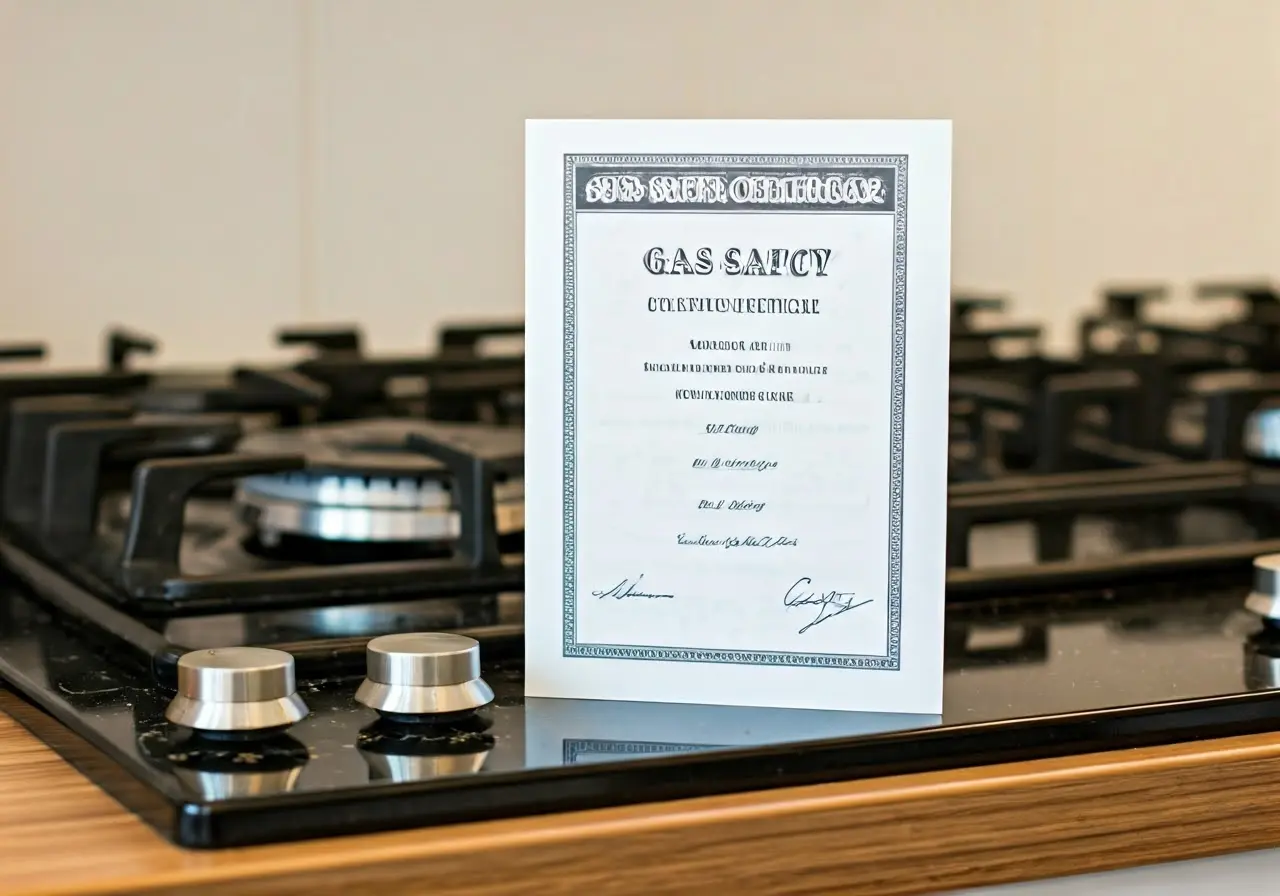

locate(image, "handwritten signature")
[[782, 577, 871, 634], [591, 574, 675, 600]]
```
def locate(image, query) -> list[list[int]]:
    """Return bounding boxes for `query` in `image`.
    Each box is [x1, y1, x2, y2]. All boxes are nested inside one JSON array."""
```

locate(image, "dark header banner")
[[573, 164, 898, 212]]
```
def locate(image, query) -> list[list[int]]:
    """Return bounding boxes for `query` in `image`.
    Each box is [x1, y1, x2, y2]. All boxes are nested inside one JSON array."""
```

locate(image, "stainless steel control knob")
[[164, 647, 310, 733], [1246, 553, 1280, 621], [355, 632, 494, 716]]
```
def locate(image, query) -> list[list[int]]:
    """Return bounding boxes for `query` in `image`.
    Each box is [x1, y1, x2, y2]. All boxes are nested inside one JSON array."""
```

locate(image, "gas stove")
[[6, 298, 1280, 848]]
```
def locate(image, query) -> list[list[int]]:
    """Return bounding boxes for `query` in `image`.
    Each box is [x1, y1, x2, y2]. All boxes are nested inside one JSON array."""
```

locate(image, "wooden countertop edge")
[[9, 710, 1280, 895]]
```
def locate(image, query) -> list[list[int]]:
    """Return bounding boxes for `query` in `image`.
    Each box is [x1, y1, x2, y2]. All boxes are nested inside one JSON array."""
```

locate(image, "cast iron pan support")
[[40, 416, 246, 541], [119, 453, 307, 593], [404, 426, 522, 570]]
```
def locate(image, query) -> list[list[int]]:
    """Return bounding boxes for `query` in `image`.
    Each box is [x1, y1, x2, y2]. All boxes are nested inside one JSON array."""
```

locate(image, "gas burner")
[[234, 420, 523, 547], [1245, 399, 1280, 464], [0, 402, 524, 613]]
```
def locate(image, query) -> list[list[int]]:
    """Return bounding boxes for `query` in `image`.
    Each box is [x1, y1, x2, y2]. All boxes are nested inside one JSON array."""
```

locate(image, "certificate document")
[[525, 120, 951, 714]]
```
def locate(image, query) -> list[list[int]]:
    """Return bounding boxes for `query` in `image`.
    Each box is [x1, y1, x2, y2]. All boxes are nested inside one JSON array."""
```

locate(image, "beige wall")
[[1, 0, 1277, 365]]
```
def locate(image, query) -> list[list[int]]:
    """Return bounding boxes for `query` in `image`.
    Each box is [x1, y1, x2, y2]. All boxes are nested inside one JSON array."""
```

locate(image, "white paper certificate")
[[525, 120, 951, 714]]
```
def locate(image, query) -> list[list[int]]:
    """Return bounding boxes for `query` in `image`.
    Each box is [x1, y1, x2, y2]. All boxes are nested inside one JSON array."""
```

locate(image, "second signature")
[[782, 577, 871, 634]]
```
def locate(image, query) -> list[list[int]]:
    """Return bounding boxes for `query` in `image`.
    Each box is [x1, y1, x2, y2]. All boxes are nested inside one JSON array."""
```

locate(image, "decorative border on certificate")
[[563, 740, 720, 764], [561, 153, 908, 671]]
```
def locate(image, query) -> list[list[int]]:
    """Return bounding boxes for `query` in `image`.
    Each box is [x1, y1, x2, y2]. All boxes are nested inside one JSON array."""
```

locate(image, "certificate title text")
[[573, 164, 898, 213], [586, 173, 884, 207]]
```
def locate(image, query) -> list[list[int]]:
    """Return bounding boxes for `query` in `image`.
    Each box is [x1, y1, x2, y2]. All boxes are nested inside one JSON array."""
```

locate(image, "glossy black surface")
[[5, 566, 1280, 848], [13, 295, 1280, 848]]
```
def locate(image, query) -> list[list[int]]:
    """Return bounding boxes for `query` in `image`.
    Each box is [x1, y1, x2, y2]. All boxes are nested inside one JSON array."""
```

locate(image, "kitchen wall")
[[0, 0, 1277, 366]]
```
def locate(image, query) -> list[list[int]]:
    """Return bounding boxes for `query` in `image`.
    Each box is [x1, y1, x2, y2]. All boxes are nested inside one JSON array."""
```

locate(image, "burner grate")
[[0, 402, 523, 614]]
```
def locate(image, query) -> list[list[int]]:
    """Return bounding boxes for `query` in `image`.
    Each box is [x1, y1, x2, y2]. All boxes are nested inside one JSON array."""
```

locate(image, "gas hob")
[[5, 300, 1280, 847]]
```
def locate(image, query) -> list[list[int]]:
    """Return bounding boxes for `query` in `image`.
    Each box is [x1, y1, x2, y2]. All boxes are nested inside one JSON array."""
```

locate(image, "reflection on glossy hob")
[[4, 572, 1280, 847]]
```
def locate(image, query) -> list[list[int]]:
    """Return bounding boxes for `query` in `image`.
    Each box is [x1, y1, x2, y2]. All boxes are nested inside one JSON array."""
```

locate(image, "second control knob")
[[355, 633, 494, 718], [1247, 553, 1280, 622], [164, 647, 310, 735]]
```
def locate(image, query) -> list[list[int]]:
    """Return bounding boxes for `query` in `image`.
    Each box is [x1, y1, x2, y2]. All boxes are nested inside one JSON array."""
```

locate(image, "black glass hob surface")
[[4, 570, 1280, 849], [14, 294, 1280, 848]]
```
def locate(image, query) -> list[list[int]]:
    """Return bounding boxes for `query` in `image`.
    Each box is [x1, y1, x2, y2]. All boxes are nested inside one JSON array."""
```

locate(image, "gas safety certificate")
[[525, 119, 951, 713]]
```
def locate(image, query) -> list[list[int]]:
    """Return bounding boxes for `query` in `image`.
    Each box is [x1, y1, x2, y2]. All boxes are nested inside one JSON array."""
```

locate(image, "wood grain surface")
[[5, 703, 1280, 896]]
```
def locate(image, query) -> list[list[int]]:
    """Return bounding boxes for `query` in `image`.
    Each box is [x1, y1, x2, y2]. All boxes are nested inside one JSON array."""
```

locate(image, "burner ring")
[[237, 492, 523, 544], [238, 494, 463, 543], [233, 419, 524, 545], [237, 473, 455, 511]]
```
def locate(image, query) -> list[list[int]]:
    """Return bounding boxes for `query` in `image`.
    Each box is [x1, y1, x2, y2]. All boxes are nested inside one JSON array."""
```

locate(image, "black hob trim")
[[5, 662, 1280, 849]]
